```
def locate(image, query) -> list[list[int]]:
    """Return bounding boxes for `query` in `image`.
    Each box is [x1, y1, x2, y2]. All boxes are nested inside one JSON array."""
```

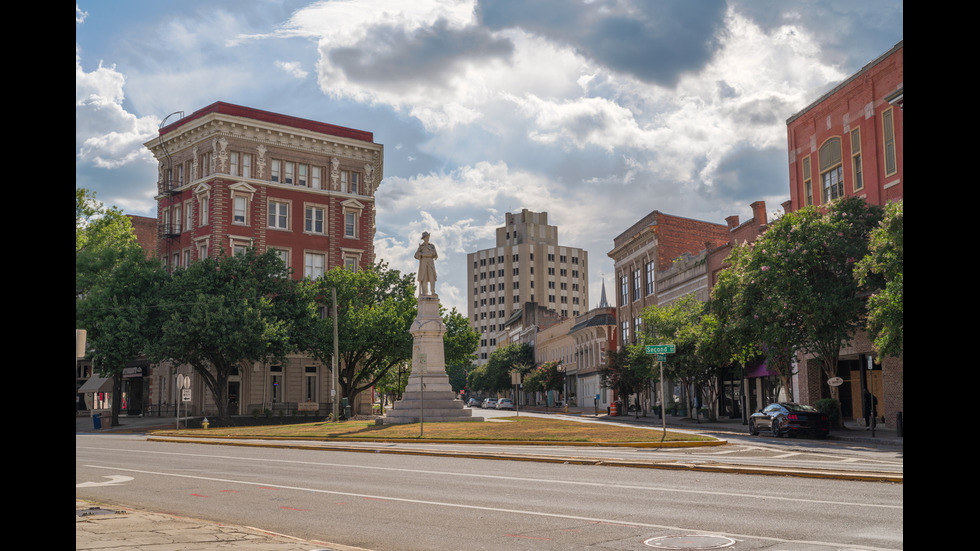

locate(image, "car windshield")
[[783, 403, 818, 413]]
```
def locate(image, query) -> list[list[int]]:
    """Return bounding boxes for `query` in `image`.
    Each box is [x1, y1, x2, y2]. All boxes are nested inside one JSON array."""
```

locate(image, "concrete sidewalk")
[[76, 499, 367, 551]]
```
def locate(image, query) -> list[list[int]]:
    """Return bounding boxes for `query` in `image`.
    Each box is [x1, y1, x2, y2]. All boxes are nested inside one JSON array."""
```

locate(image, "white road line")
[[81, 463, 902, 551], [77, 445, 901, 509]]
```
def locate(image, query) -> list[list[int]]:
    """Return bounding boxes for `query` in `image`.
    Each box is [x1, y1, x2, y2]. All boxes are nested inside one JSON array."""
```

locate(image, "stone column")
[[383, 294, 481, 424]]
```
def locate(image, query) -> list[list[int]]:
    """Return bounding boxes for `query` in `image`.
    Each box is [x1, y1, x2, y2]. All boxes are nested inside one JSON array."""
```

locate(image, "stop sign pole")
[[645, 344, 675, 437]]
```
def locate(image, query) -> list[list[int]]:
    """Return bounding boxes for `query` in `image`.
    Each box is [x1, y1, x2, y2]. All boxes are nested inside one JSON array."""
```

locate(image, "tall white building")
[[467, 209, 589, 364]]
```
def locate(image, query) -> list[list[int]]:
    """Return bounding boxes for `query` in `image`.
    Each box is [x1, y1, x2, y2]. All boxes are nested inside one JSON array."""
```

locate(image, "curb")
[[147, 435, 902, 484]]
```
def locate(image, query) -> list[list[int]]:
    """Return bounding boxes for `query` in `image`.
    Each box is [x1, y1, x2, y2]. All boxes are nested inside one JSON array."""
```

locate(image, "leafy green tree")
[[642, 295, 725, 419], [598, 345, 651, 412], [300, 263, 417, 410], [76, 188, 166, 424], [855, 200, 903, 359], [722, 197, 884, 409], [442, 306, 480, 394], [468, 342, 533, 395], [76, 242, 167, 424], [523, 360, 565, 405], [710, 242, 798, 402], [148, 248, 310, 418]]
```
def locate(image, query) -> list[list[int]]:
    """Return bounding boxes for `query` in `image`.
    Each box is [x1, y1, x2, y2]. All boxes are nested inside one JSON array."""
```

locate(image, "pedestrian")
[[862, 388, 878, 430]]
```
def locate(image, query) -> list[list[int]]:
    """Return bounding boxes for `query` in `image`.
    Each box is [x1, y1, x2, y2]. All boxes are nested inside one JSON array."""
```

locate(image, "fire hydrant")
[[201, 418, 210, 429]]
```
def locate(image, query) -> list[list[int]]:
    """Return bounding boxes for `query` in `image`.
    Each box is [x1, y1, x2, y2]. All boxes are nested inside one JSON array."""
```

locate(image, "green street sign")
[[645, 344, 676, 354]]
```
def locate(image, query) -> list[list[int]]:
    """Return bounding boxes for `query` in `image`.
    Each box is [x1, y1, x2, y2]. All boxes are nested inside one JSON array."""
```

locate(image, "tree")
[[598, 345, 651, 412], [641, 295, 730, 420], [710, 242, 798, 402], [76, 242, 167, 424], [76, 188, 165, 424], [523, 360, 565, 405], [148, 248, 310, 418], [443, 307, 479, 394], [723, 197, 884, 410], [300, 263, 416, 410], [468, 343, 533, 395], [855, 200, 903, 359]]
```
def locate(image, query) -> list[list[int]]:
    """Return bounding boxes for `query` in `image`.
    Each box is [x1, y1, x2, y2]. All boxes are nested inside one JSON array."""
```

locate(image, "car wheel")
[[749, 420, 758, 436], [771, 421, 782, 437]]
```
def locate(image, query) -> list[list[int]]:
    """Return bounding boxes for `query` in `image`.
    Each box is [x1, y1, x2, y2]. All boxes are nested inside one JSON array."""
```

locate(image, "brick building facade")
[[784, 41, 903, 429], [141, 102, 384, 417], [608, 211, 730, 347]]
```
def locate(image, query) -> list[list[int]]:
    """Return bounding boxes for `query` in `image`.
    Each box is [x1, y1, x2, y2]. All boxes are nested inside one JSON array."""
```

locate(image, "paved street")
[[77, 412, 902, 550]]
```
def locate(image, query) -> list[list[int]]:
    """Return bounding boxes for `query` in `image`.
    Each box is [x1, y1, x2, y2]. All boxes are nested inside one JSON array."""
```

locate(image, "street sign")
[[645, 344, 675, 354]]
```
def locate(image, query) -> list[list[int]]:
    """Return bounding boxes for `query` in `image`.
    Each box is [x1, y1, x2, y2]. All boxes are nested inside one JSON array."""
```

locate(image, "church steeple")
[[598, 278, 609, 308]]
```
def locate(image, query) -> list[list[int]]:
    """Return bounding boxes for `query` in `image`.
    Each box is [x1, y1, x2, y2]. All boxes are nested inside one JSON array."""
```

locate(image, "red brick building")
[[785, 42, 903, 429], [144, 102, 382, 276], [786, 41, 902, 211], [608, 211, 730, 347], [142, 102, 384, 417]]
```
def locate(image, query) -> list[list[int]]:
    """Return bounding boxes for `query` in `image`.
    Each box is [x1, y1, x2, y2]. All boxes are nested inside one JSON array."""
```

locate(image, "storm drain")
[[644, 535, 736, 549], [76, 507, 124, 517]]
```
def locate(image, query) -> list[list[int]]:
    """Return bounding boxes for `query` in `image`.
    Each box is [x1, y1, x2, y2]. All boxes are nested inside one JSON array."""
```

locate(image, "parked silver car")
[[495, 398, 514, 410], [482, 398, 498, 409]]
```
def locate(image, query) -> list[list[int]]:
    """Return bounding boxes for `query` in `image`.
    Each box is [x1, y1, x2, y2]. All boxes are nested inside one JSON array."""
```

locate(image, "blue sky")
[[76, 1, 903, 314]]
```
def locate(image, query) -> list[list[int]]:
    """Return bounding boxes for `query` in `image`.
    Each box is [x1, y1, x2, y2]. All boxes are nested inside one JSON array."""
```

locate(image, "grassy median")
[[152, 416, 716, 444]]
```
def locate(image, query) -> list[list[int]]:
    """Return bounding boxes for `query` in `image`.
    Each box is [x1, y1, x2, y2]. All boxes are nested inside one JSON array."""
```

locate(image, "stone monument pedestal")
[[384, 294, 482, 424]]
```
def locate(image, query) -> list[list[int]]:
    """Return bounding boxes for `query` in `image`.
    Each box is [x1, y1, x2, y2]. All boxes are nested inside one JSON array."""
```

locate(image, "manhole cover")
[[76, 507, 123, 517], [644, 535, 736, 549]]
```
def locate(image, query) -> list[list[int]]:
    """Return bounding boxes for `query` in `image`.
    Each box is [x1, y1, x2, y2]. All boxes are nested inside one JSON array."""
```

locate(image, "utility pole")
[[332, 288, 339, 422]]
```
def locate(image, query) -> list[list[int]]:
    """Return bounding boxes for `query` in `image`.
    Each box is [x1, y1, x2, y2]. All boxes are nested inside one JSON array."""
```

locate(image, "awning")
[[78, 376, 113, 394]]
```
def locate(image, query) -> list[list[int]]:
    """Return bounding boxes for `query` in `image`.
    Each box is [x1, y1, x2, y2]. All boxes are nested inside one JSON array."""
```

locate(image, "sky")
[[76, 0, 903, 315]]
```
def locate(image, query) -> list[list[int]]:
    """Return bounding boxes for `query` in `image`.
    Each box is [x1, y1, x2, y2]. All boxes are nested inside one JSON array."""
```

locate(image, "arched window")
[[819, 137, 843, 202]]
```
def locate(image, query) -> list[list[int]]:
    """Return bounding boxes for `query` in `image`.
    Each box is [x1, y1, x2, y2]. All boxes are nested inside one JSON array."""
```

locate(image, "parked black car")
[[749, 402, 829, 439]]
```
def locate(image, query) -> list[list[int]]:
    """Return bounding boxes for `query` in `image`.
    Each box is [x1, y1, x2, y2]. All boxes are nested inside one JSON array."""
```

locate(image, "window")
[[305, 252, 325, 279], [344, 257, 358, 272], [802, 156, 813, 206], [230, 152, 239, 177], [850, 128, 863, 191], [198, 194, 209, 226], [345, 212, 356, 237], [819, 137, 843, 202], [270, 365, 283, 403], [233, 196, 247, 224], [183, 202, 193, 232], [241, 153, 251, 178], [172, 206, 182, 234], [645, 261, 655, 296], [197, 241, 208, 260], [305, 206, 325, 234], [341, 199, 364, 238], [270, 159, 281, 183], [284, 162, 294, 185], [882, 107, 897, 176], [620, 274, 628, 306], [269, 201, 289, 230], [311, 166, 322, 190], [342, 170, 360, 194], [297, 164, 308, 187], [304, 365, 317, 403], [632, 268, 641, 302]]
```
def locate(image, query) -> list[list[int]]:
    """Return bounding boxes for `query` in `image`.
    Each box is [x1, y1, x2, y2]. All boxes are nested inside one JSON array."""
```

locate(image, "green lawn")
[[152, 416, 717, 444]]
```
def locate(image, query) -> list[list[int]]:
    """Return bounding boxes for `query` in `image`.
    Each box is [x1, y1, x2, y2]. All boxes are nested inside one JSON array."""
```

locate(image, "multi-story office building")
[[142, 101, 384, 417], [467, 209, 589, 364]]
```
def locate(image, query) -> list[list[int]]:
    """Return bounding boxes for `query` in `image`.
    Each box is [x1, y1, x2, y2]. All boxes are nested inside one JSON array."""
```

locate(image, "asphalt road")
[[76, 432, 903, 550]]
